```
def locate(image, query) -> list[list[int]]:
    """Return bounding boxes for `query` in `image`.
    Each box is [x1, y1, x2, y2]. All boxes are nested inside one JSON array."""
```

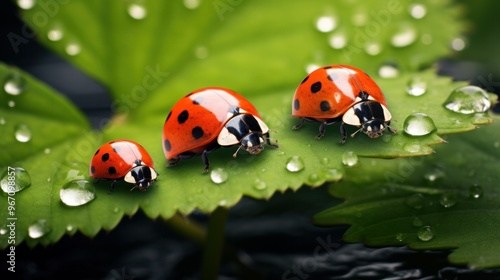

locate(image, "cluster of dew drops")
[[0, 0, 495, 240]]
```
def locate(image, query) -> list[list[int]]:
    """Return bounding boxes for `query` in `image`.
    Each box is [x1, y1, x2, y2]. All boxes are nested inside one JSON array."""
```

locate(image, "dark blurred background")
[[1, 0, 500, 279]]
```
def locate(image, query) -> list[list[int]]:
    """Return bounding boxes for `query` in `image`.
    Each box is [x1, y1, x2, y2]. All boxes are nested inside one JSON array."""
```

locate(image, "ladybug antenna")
[[350, 127, 364, 138], [233, 145, 243, 158]]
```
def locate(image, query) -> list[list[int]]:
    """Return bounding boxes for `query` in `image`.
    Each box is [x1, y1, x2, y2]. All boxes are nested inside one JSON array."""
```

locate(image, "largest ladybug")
[[90, 139, 158, 192], [292, 64, 396, 143], [162, 87, 278, 173]]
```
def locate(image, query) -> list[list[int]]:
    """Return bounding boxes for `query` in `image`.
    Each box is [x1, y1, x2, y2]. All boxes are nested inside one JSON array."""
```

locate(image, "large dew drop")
[[286, 156, 305, 172], [403, 113, 436, 136], [1, 167, 31, 193], [210, 168, 228, 184], [4, 72, 26, 96], [28, 219, 50, 239], [60, 180, 96, 207], [15, 124, 32, 143], [443, 86, 491, 114]]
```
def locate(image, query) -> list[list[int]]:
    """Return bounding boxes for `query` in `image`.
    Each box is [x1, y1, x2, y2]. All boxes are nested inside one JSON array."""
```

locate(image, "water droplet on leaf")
[[440, 193, 457, 208], [412, 217, 423, 227], [409, 3, 427, 19], [15, 124, 32, 143], [328, 33, 347, 49], [253, 178, 267, 190], [417, 226, 434, 241], [29, 219, 50, 239], [210, 168, 228, 184], [403, 143, 422, 154], [316, 16, 337, 33], [65, 42, 81, 56], [403, 113, 436, 136], [286, 156, 305, 172], [396, 232, 405, 242], [406, 77, 427, 96], [47, 29, 63, 41], [1, 167, 31, 193], [194, 46, 209, 59], [60, 180, 96, 207], [342, 151, 358, 167], [128, 3, 147, 20], [443, 86, 491, 114], [183, 0, 200, 9], [391, 25, 417, 47], [451, 37, 466, 51], [4, 72, 26, 96], [365, 42, 382, 56], [378, 63, 399, 78], [406, 194, 424, 209], [469, 184, 483, 199], [17, 0, 36, 10]]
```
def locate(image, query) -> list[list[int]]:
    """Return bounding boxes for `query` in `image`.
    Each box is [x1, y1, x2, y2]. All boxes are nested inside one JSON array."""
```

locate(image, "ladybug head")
[[241, 132, 266, 155], [360, 119, 387, 138], [125, 161, 158, 192]]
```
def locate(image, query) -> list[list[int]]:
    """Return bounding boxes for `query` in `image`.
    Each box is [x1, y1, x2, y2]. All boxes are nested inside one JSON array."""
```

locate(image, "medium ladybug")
[[292, 64, 396, 143], [90, 139, 158, 191], [162, 87, 278, 173]]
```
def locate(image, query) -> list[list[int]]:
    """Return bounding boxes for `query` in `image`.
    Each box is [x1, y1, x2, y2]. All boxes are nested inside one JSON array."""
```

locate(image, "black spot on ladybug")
[[301, 75, 309, 84], [164, 139, 171, 151], [90, 166, 95, 174], [192, 126, 204, 139], [323, 66, 332, 69], [94, 149, 100, 156], [108, 167, 116, 175], [294, 99, 300, 110], [101, 153, 110, 162], [320, 100, 331, 112], [178, 110, 189, 124], [311, 82, 322, 93], [166, 111, 172, 121]]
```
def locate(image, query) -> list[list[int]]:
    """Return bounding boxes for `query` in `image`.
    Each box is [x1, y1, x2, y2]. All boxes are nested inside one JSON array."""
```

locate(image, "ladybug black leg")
[[201, 144, 220, 173], [386, 121, 397, 134], [292, 118, 305, 130], [316, 122, 327, 140], [108, 180, 117, 193], [340, 122, 348, 144], [265, 132, 279, 148], [167, 158, 181, 167]]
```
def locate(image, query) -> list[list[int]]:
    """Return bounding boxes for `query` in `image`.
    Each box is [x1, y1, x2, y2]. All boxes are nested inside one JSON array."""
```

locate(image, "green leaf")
[[314, 115, 500, 269], [0, 0, 476, 248]]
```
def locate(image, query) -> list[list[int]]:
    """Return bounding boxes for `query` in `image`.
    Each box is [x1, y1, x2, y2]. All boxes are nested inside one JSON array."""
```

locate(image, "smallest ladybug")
[[90, 139, 158, 192]]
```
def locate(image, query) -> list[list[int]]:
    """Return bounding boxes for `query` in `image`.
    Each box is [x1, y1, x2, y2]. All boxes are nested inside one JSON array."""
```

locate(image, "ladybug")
[[292, 64, 396, 143], [90, 139, 158, 192], [162, 87, 278, 173]]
